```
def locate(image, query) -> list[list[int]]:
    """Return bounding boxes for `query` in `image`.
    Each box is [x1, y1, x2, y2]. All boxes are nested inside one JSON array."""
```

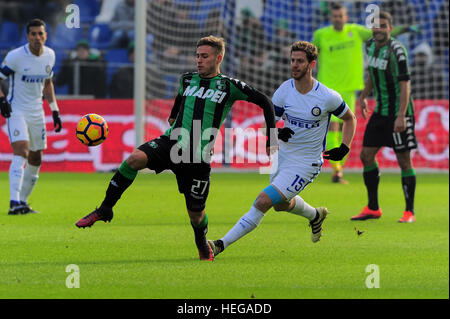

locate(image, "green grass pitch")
[[0, 171, 448, 299]]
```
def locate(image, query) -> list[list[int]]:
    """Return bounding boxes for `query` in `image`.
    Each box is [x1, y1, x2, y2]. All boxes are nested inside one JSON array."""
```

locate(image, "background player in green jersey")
[[75, 36, 278, 261], [313, 3, 418, 183], [351, 11, 417, 223]]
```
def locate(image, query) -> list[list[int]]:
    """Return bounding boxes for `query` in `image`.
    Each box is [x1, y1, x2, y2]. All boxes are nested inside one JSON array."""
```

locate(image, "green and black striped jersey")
[[365, 37, 414, 117], [165, 72, 274, 162]]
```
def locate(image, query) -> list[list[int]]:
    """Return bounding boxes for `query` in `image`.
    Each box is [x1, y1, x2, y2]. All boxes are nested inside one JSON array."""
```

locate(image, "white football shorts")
[[7, 109, 47, 151], [269, 152, 322, 202]]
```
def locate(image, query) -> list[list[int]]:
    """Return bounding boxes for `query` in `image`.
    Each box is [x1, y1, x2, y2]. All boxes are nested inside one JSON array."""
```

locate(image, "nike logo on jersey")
[[23, 68, 31, 71], [183, 86, 227, 103]]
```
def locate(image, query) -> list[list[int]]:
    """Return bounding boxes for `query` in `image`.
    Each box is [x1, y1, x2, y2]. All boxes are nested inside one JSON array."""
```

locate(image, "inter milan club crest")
[[216, 80, 226, 91], [311, 106, 321, 116], [45, 65, 52, 74]]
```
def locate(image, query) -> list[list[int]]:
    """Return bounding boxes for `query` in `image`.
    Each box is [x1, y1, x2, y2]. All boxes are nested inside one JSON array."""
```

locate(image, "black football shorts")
[[363, 114, 417, 152], [138, 135, 211, 212]]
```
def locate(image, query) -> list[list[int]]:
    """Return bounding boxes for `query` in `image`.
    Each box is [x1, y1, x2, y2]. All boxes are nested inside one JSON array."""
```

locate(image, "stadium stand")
[[0, 21, 20, 50], [87, 23, 113, 49], [73, 0, 101, 23], [0, 0, 447, 100], [48, 22, 82, 50]]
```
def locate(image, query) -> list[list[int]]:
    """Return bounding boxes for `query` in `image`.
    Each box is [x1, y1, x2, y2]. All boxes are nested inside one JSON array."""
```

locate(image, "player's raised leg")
[[208, 185, 281, 257], [75, 149, 145, 228]]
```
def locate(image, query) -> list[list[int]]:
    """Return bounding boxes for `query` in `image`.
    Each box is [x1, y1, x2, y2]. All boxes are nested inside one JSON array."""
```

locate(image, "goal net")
[[143, 0, 449, 171]]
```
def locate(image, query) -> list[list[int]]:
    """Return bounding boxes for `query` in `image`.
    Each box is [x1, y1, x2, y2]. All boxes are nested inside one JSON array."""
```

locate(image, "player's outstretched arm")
[[43, 78, 62, 132], [359, 76, 373, 120], [392, 25, 421, 37], [168, 93, 182, 126], [247, 90, 278, 155]]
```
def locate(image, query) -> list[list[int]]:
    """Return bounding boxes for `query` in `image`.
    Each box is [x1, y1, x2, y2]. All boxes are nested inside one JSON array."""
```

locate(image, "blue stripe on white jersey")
[[2, 44, 55, 111], [0, 65, 14, 77], [274, 104, 285, 117], [332, 101, 346, 116], [8, 73, 14, 104], [323, 113, 332, 151]]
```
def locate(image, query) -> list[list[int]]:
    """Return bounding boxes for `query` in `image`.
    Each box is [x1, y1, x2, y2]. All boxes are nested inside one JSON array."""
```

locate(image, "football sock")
[[101, 161, 137, 208], [20, 163, 40, 205], [401, 169, 416, 214], [221, 205, 264, 249], [363, 163, 380, 210], [191, 213, 210, 256], [287, 195, 317, 220], [9, 155, 26, 204]]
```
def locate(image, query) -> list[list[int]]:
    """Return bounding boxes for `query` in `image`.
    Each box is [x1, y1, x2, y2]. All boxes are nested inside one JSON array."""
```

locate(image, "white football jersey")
[[0, 43, 55, 112], [272, 78, 349, 163]]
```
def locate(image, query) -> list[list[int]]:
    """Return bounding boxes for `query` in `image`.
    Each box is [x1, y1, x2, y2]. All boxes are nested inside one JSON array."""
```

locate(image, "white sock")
[[20, 163, 40, 204], [288, 196, 317, 221], [221, 205, 265, 249], [9, 155, 26, 203]]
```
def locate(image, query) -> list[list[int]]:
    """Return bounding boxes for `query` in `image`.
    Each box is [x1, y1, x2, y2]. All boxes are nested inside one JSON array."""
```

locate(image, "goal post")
[[133, 0, 147, 147]]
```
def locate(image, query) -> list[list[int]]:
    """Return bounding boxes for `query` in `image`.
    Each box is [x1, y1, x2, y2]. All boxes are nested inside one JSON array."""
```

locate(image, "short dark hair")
[[291, 41, 318, 62], [330, 2, 345, 11], [26, 19, 46, 34], [378, 11, 393, 26], [197, 35, 225, 56]]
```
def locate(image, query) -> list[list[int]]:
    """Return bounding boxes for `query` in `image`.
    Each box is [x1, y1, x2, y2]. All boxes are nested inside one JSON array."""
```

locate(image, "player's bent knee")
[[126, 149, 148, 170], [28, 151, 42, 166], [255, 185, 284, 212], [11, 141, 29, 158], [273, 201, 290, 212], [186, 199, 205, 213], [360, 151, 373, 166]]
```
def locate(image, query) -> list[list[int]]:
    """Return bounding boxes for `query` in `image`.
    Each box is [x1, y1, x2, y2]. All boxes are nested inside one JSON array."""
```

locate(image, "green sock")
[[363, 163, 380, 210], [118, 160, 138, 180], [191, 213, 209, 254], [101, 161, 137, 208], [401, 169, 416, 213]]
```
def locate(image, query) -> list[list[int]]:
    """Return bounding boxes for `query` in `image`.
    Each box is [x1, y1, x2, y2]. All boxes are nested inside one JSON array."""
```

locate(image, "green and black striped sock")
[[401, 168, 416, 214], [191, 213, 209, 254], [363, 163, 380, 210], [101, 161, 137, 208]]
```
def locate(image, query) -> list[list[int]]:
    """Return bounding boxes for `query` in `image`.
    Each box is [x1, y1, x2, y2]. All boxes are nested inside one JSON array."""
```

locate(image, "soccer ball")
[[76, 114, 109, 146]]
